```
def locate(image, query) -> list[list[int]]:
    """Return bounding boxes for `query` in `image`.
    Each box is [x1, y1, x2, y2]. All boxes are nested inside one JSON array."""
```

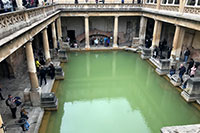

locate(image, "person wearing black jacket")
[[179, 64, 186, 83], [39, 66, 47, 86], [187, 58, 194, 74]]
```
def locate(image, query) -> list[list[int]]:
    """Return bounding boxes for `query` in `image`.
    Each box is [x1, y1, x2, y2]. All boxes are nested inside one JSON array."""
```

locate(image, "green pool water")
[[45, 51, 200, 133]]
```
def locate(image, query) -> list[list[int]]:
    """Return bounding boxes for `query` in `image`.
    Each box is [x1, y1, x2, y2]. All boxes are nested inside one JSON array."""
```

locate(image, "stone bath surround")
[[161, 124, 200, 133]]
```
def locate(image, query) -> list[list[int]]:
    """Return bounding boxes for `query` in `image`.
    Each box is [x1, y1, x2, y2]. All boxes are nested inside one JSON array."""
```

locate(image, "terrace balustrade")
[[0, 1, 199, 44]]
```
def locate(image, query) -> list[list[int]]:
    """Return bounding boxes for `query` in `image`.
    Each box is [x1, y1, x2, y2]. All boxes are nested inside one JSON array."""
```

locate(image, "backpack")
[[5, 99, 9, 106]]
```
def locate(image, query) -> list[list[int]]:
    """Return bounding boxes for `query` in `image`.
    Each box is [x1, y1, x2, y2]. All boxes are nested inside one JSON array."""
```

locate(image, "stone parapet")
[[181, 77, 200, 102]]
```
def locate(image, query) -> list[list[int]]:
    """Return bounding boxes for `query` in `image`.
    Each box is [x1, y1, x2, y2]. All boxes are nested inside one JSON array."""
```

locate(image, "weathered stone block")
[[140, 47, 151, 59], [150, 57, 170, 75], [170, 74, 181, 86], [30, 88, 41, 107], [24, 88, 31, 106], [55, 66, 65, 80], [58, 49, 68, 63], [41, 92, 58, 111], [181, 78, 200, 102]]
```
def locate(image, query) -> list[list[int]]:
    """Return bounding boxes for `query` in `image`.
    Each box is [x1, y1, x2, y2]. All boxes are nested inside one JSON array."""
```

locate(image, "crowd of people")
[[152, 39, 172, 60], [0, 87, 30, 131], [90, 36, 112, 47], [169, 48, 199, 89]]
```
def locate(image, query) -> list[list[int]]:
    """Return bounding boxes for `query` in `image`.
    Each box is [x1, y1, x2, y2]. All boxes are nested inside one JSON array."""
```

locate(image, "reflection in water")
[[45, 51, 200, 133], [61, 98, 150, 133]]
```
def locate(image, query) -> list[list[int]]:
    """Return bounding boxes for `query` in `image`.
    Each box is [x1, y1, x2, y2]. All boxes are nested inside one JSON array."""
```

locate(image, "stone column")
[[51, 22, 57, 49], [151, 20, 162, 48], [25, 39, 41, 107], [179, 0, 186, 13], [156, 0, 161, 9], [113, 16, 119, 48], [170, 25, 185, 60], [25, 39, 39, 90], [85, 16, 90, 49], [42, 28, 51, 62], [139, 16, 147, 45], [56, 17, 62, 40]]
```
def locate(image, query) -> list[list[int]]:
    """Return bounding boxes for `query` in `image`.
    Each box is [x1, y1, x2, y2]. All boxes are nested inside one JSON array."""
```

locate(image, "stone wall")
[[61, 17, 85, 39], [5, 47, 26, 78], [182, 29, 200, 61], [160, 22, 175, 47]]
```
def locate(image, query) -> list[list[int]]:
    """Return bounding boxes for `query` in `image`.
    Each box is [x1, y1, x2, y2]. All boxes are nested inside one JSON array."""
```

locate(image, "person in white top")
[[190, 65, 197, 77], [94, 38, 98, 47]]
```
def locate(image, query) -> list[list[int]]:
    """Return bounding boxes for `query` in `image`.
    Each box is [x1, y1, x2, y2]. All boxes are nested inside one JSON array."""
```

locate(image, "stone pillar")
[[25, 39, 41, 107], [25, 40, 39, 90], [156, 0, 161, 9], [85, 16, 90, 49], [42, 28, 51, 62], [139, 16, 147, 45], [151, 20, 162, 48], [56, 17, 62, 40], [51, 22, 57, 49], [113, 16, 119, 48], [170, 25, 185, 60], [179, 0, 186, 13]]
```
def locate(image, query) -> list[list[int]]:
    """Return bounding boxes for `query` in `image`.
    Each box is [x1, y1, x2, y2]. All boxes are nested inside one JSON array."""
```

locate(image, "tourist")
[[85, 0, 88, 3], [184, 48, 190, 62], [186, 58, 194, 74], [39, 66, 47, 86], [95, 0, 98, 4], [35, 58, 41, 72], [169, 66, 176, 76], [2, 0, 12, 12], [20, 108, 29, 131], [167, 47, 172, 59], [137, 0, 141, 4], [49, 63, 55, 79], [153, 46, 159, 58], [94, 38, 98, 47], [190, 65, 197, 77], [121, 0, 124, 4], [0, 85, 5, 100], [11, 0, 17, 11], [75, 0, 78, 4], [102, 0, 104, 4], [159, 42, 164, 58], [6, 94, 17, 118], [178, 64, 186, 83], [40, 57, 46, 65], [100, 37, 103, 45], [104, 37, 107, 46], [107, 37, 110, 47]]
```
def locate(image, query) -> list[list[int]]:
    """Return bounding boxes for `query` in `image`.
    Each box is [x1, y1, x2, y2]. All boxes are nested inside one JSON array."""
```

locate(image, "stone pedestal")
[[30, 88, 41, 107], [170, 74, 181, 86], [55, 66, 64, 80], [150, 57, 170, 75], [41, 92, 58, 111], [24, 88, 31, 106], [141, 47, 151, 59], [181, 78, 200, 102], [58, 49, 68, 63], [61, 42, 70, 51]]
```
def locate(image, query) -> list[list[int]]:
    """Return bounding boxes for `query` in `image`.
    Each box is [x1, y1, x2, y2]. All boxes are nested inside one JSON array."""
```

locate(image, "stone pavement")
[[0, 62, 56, 133]]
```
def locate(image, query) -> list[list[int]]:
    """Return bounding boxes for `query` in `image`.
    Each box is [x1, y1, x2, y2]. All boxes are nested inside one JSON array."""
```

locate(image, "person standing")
[[39, 66, 47, 86], [49, 63, 55, 79], [190, 65, 197, 77], [95, 0, 98, 4], [0, 85, 5, 100], [179, 64, 186, 83], [184, 48, 190, 63], [186, 58, 194, 74], [6, 95, 17, 118], [121, 0, 124, 4], [75, 0, 78, 4]]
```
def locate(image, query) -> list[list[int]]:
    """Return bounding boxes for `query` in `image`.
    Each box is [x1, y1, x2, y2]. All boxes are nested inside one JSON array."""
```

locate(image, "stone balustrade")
[[160, 4, 179, 12], [184, 6, 200, 15], [0, 5, 58, 41], [0, 3, 200, 44]]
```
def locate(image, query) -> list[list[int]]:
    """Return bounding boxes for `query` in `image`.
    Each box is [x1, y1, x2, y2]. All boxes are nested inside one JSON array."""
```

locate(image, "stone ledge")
[[161, 124, 200, 133]]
